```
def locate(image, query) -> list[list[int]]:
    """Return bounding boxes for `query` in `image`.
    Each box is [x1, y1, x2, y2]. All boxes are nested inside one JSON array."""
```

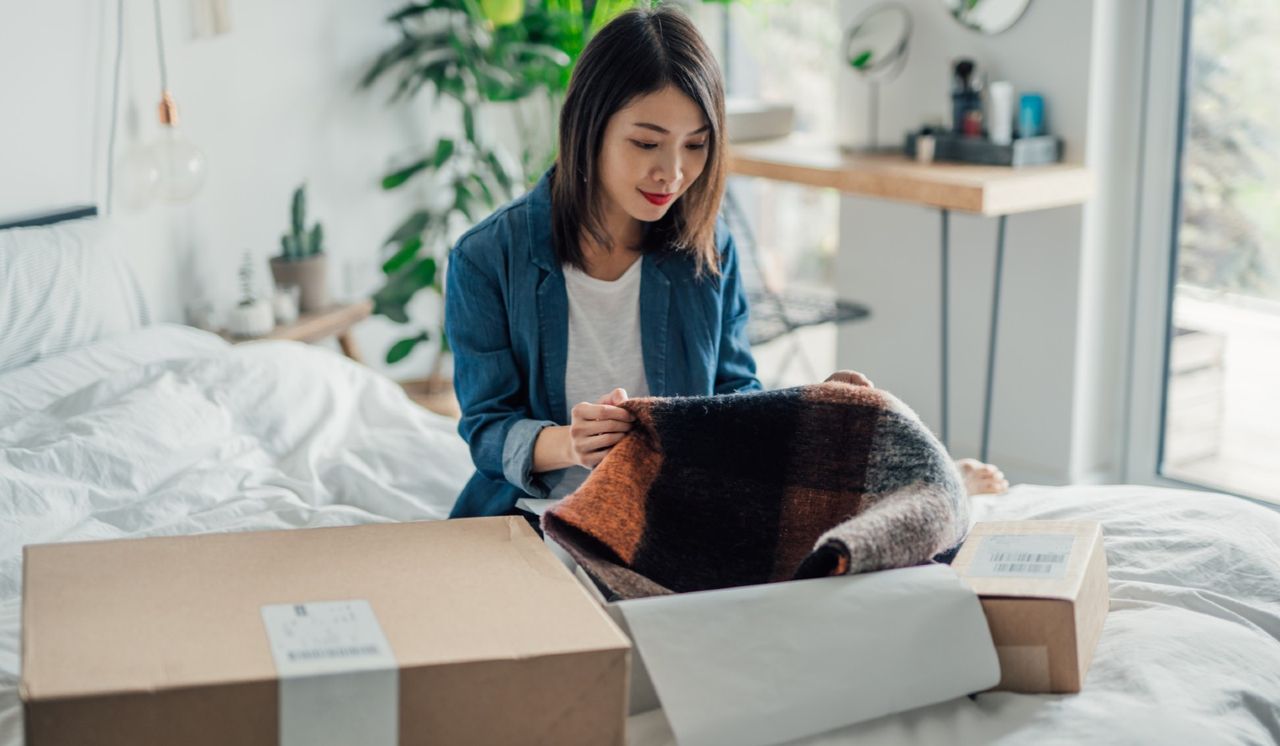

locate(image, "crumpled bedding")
[[2, 326, 1278, 746], [629, 484, 1280, 745], [0, 325, 473, 744]]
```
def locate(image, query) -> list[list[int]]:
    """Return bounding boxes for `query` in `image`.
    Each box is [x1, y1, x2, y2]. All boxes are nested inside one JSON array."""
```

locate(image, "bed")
[[2, 216, 1279, 745]]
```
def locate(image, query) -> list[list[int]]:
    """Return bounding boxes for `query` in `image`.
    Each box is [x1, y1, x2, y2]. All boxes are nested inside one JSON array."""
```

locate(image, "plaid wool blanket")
[[542, 381, 969, 600]]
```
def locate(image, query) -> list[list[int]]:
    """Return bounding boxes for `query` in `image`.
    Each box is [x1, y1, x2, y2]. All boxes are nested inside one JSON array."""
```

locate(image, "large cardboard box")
[[21, 517, 630, 746], [951, 520, 1109, 693]]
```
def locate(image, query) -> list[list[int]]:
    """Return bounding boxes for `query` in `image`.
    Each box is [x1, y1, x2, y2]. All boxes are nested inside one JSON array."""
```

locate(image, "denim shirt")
[[444, 168, 762, 518]]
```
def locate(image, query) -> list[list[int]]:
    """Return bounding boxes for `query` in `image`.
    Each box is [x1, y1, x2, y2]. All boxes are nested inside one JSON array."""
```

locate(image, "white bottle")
[[988, 81, 1015, 146]]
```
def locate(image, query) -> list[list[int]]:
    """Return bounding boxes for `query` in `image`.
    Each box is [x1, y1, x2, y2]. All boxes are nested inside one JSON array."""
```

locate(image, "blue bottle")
[[1019, 94, 1045, 138]]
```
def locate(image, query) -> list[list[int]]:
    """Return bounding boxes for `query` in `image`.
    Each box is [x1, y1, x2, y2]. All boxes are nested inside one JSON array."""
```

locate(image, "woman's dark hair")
[[552, 4, 726, 276]]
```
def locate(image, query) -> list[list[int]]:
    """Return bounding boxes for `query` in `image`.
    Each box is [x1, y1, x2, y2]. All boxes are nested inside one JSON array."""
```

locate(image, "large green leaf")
[[373, 256, 437, 323], [468, 169, 495, 208], [433, 138, 456, 167], [453, 181, 476, 221], [361, 36, 419, 88], [484, 150, 513, 193], [381, 236, 423, 274], [384, 210, 432, 246], [463, 106, 476, 143], [372, 293, 411, 323], [411, 256, 438, 286], [381, 158, 429, 190], [386, 332, 430, 364]]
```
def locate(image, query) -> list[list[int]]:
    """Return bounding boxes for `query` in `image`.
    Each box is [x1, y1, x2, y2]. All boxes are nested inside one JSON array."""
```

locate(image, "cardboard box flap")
[[22, 517, 629, 701], [612, 565, 1001, 746], [950, 521, 1103, 601]]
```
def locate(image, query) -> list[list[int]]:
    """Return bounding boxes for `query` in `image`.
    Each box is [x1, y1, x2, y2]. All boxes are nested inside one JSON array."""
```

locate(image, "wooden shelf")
[[728, 135, 1093, 216], [221, 299, 373, 362], [257, 300, 373, 343]]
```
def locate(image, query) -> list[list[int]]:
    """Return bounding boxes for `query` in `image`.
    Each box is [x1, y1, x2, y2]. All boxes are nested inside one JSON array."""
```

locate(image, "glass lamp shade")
[[150, 124, 207, 203], [117, 145, 162, 210]]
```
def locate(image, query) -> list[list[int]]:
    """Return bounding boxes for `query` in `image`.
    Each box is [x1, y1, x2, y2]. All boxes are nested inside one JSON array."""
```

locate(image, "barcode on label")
[[992, 562, 1056, 574], [968, 534, 1075, 579], [287, 645, 381, 662], [988, 552, 1068, 564]]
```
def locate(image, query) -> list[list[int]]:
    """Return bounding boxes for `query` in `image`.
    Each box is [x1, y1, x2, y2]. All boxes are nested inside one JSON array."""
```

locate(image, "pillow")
[[0, 217, 150, 373]]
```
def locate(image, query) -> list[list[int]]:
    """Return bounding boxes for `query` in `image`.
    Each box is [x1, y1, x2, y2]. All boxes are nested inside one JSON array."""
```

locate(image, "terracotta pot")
[[269, 254, 329, 313]]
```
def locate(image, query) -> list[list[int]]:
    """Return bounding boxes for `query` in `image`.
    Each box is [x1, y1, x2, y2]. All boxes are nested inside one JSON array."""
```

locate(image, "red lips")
[[640, 190, 674, 206]]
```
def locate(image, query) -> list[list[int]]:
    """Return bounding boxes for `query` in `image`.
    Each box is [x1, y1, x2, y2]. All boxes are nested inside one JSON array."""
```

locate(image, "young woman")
[[445, 5, 1005, 519]]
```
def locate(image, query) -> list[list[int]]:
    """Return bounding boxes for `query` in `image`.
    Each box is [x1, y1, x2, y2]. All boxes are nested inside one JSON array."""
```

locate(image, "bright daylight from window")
[[1162, 0, 1280, 501]]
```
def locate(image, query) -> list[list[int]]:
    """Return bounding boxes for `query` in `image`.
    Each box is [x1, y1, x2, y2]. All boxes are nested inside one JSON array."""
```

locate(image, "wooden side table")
[[728, 135, 1094, 461], [220, 300, 373, 363], [400, 376, 461, 420]]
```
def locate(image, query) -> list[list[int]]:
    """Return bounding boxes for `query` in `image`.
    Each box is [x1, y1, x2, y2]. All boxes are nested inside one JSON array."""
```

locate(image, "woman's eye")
[[687, 142, 708, 151], [631, 140, 658, 150]]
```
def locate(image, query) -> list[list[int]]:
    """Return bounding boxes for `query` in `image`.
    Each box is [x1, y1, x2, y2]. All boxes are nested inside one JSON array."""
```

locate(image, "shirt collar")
[[526, 167, 559, 274]]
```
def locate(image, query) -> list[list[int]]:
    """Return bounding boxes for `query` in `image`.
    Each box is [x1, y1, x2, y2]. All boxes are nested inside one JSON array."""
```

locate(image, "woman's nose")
[[653, 150, 682, 187]]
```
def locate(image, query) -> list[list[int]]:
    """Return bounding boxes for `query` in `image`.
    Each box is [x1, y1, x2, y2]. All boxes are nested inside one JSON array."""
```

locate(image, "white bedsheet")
[[2, 328, 1278, 745], [0, 326, 474, 744], [632, 485, 1280, 746]]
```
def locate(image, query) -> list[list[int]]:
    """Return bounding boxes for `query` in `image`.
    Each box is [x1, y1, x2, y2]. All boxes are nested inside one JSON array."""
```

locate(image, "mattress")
[[2, 326, 1277, 744]]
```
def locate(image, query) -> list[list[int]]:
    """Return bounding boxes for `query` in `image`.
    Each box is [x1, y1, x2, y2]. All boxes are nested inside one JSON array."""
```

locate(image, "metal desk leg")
[[940, 209, 950, 447], [981, 215, 1008, 464]]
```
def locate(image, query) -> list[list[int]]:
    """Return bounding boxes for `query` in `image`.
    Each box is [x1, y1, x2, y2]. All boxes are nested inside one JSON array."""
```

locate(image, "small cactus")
[[280, 184, 324, 260]]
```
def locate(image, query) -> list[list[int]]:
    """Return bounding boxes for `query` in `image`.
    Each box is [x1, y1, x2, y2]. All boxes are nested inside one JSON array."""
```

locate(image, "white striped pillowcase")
[[0, 218, 149, 373]]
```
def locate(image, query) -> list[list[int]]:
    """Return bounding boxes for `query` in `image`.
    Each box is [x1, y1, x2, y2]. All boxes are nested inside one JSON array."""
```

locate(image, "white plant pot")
[[227, 300, 275, 338]]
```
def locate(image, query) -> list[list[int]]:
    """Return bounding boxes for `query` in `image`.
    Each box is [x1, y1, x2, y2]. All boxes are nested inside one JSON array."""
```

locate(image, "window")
[[1141, 0, 1280, 503]]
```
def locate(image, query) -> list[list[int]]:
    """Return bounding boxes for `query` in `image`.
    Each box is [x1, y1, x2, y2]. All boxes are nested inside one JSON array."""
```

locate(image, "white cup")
[[916, 134, 936, 164]]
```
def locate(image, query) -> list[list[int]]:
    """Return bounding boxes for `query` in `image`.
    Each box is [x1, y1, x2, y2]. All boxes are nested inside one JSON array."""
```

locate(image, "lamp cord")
[[105, 0, 124, 215], [153, 0, 168, 92]]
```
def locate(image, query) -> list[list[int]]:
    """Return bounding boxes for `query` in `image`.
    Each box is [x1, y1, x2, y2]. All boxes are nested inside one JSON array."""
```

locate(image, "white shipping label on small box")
[[967, 534, 1076, 579], [261, 600, 398, 746]]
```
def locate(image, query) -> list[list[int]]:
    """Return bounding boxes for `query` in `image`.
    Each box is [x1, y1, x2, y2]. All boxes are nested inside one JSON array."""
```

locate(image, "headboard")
[[0, 205, 98, 231]]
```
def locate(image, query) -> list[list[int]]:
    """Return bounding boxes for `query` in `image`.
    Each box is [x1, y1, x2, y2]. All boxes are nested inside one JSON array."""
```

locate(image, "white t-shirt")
[[546, 257, 650, 500]]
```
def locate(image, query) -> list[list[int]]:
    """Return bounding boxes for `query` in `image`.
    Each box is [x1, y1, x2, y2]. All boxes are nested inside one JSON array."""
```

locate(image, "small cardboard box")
[[950, 520, 1109, 693], [21, 517, 630, 746]]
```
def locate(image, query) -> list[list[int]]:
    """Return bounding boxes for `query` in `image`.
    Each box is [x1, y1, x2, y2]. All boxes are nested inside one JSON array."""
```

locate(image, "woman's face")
[[596, 85, 711, 238]]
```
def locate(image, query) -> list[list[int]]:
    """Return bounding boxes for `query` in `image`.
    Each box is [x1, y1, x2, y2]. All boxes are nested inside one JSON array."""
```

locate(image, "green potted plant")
[[361, 0, 637, 379], [269, 184, 328, 313]]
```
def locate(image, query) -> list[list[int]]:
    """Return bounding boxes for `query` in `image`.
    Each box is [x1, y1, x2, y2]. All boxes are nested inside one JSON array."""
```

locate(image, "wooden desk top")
[[727, 135, 1093, 216]]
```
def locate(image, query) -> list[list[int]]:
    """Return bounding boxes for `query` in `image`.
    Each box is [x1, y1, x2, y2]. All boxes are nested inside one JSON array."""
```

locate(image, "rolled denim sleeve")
[[446, 248, 555, 496], [714, 232, 764, 394], [501, 417, 556, 497]]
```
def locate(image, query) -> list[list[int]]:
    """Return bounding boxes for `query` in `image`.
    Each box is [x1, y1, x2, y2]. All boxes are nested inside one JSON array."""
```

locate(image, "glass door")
[[1157, 0, 1280, 502]]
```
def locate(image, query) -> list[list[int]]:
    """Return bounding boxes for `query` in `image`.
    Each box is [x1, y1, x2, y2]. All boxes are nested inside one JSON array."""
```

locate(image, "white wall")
[[2, 0, 1146, 483], [832, 0, 1137, 484], [0, 0, 472, 378]]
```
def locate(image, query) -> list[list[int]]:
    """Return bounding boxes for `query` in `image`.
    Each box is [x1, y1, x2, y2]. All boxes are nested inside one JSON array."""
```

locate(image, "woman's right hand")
[[567, 388, 635, 468], [825, 370, 875, 388]]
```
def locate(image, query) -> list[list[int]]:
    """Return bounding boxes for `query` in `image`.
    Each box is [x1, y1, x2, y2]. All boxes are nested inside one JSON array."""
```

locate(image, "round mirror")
[[842, 3, 913, 151], [844, 3, 912, 80], [943, 0, 1032, 35]]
